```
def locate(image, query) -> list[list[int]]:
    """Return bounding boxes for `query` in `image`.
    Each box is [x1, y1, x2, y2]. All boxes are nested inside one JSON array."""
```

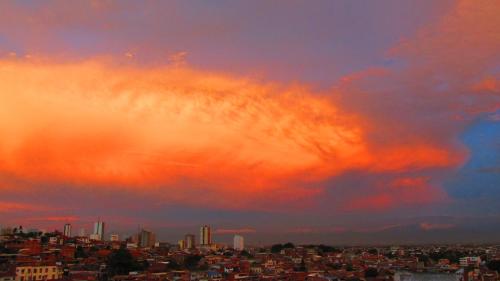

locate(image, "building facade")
[[233, 235, 244, 251], [93, 221, 105, 241], [199, 225, 211, 246], [63, 223, 71, 237], [138, 229, 156, 248], [15, 265, 62, 281], [184, 234, 195, 249], [110, 234, 120, 242]]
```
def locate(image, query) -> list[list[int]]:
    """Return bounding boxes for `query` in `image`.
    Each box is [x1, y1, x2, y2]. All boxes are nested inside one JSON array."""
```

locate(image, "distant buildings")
[[138, 229, 156, 248], [0, 227, 13, 236], [110, 234, 120, 242], [200, 225, 211, 246], [459, 256, 481, 267], [93, 220, 105, 241], [178, 239, 186, 250], [233, 234, 244, 251], [63, 223, 71, 237], [184, 234, 195, 249], [15, 265, 63, 281], [79, 228, 86, 237]]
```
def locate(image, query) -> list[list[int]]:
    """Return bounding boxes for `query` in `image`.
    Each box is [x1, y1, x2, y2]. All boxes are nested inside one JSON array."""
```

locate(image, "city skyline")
[[0, 0, 499, 245]]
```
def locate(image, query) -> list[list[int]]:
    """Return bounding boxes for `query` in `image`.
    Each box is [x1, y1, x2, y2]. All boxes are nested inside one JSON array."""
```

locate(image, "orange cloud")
[[0, 201, 53, 213], [472, 76, 500, 94], [27, 216, 79, 222], [420, 222, 455, 231], [343, 177, 448, 211], [214, 228, 256, 234], [0, 59, 465, 210], [0, 59, 362, 206]]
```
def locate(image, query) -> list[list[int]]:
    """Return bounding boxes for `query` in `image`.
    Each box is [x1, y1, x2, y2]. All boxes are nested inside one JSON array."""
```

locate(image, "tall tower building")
[[93, 220, 105, 241], [233, 235, 244, 251], [63, 223, 72, 237], [200, 225, 211, 245], [178, 239, 186, 250], [138, 229, 156, 248], [184, 234, 195, 249], [79, 228, 86, 237]]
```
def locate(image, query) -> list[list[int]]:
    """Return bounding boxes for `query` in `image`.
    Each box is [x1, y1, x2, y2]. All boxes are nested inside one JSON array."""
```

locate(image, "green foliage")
[[365, 267, 378, 278], [318, 244, 339, 253], [40, 236, 49, 244], [106, 248, 144, 276], [487, 260, 500, 273], [429, 250, 466, 264], [0, 245, 16, 254], [298, 259, 306, 272], [166, 259, 181, 270], [184, 255, 202, 270], [75, 246, 88, 259], [327, 263, 342, 270], [271, 242, 295, 253], [271, 244, 283, 253], [417, 254, 430, 264], [240, 250, 253, 258]]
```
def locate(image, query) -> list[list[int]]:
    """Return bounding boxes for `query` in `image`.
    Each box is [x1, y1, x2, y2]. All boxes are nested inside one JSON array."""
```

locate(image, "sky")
[[0, 0, 499, 245]]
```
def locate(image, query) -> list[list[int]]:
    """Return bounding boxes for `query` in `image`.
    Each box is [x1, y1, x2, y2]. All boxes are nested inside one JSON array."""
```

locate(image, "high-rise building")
[[79, 228, 86, 237], [233, 235, 244, 251], [63, 223, 71, 237], [178, 239, 186, 250], [138, 229, 156, 248], [110, 234, 120, 242], [93, 220, 105, 241], [184, 234, 195, 249], [200, 225, 211, 245]]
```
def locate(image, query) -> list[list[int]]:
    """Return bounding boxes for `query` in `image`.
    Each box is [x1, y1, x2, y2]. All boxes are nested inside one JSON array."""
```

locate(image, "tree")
[[298, 259, 306, 272], [40, 235, 49, 244], [327, 263, 342, 270], [318, 244, 338, 253], [106, 248, 143, 276], [0, 245, 15, 254], [271, 244, 283, 253], [283, 242, 295, 249], [166, 259, 181, 270], [346, 264, 354, 271], [487, 260, 500, 273], [365, 267, 378, 278], [240, 250, 253, 258], [184, 255, 202, 270], [75, 246, 87, 259]]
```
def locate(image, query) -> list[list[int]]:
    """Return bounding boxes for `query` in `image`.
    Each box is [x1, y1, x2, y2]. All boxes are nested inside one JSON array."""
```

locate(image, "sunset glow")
[[0, 0, 499, 244]]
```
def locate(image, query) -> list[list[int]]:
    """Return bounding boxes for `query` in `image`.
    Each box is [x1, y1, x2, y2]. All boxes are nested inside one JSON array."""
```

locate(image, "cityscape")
[[1, 221, 500, 281], [1, 0, 500, 281]]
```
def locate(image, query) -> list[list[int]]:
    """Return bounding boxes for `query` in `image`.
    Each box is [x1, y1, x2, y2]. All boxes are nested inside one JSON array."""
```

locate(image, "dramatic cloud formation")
[[0, 58, 467, 211], [0, 0, 498, 243], [0, 59, 360, 208]]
